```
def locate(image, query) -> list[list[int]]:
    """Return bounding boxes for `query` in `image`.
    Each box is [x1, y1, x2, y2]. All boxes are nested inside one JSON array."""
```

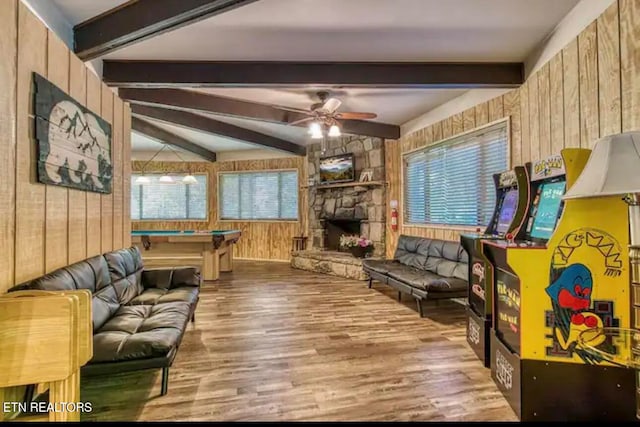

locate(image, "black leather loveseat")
[[8, 246, 200, 396], [363, 235, 468, 317]]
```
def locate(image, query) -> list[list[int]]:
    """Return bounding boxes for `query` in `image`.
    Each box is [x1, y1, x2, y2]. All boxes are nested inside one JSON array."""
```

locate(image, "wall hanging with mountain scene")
[[34, 72, 112, 194]]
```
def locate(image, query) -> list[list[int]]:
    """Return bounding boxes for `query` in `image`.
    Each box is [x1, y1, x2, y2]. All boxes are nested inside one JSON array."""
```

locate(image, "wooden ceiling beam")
[[131, 117, 217, 162], [103, 61, 524, 88], [119, 88, 400, 139], [131, 104, 306, 156], [74, 0, 259, 61]]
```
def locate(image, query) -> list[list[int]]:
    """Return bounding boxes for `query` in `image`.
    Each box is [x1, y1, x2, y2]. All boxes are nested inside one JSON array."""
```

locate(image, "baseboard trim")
[[235, 257, 291, 263]]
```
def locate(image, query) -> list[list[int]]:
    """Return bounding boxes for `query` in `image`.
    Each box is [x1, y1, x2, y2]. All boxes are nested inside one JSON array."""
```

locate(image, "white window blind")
[[404, 121, 508, 227], [219, 171, 298, 220], [131, 174, 208, 220]]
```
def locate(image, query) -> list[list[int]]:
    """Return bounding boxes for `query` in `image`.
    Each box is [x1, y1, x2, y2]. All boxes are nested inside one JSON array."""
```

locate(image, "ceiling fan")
[[276, 91, 378, 138]]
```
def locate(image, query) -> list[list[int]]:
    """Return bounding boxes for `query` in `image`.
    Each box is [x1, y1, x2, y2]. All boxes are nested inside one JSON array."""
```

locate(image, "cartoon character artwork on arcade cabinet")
[[459, 165, 529, 367], [544, 229, 623, 364]]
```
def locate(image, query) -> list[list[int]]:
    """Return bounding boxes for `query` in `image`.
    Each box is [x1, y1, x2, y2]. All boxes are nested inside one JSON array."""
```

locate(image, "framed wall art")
[[33, 72, 112, 194]]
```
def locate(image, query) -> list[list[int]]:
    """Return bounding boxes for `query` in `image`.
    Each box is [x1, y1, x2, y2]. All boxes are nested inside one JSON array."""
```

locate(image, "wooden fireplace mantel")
[[303, 181, 387, 190]]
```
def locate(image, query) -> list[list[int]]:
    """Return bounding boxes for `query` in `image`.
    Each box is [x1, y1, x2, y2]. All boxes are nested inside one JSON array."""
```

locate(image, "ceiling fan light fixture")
[[328, 124, 341, 138], [308, 121, 322, 135], [310, 124, 324, 139]]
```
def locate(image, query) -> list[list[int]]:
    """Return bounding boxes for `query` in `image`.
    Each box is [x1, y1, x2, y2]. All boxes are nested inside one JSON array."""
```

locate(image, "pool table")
[[131, 230, 242, 281]]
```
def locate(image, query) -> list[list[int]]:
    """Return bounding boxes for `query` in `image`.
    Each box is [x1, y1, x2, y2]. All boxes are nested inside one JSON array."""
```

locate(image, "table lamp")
[[563, 130, 640, 418], [563, 131, 640, 319]]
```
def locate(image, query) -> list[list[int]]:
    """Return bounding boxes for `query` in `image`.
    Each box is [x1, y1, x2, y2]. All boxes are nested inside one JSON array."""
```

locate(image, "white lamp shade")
[[182, 175, 198, 185], [158, 175, 174, 183], [308, 122, 321, 135], [563, 131, 640, 200], [311, 128, 324, 139], [134, 175, 150, 184], [328, 124, 341, 137]]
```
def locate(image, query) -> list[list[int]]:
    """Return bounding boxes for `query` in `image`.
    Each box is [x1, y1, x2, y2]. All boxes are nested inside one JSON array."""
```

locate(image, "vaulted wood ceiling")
[[46, 0, 580, 160]]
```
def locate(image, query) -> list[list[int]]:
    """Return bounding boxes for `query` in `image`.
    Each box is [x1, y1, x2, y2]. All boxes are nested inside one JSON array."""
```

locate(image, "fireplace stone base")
[[291, 250, 376, 281]]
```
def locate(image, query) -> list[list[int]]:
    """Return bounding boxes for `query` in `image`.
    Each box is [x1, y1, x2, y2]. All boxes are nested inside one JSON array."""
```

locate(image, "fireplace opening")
[[324, 219, 362, 251]]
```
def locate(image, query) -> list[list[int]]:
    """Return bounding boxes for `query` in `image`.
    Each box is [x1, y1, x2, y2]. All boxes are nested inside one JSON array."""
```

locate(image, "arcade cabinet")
[[482, 149, 636, 421], [460, 166, 529, 367]]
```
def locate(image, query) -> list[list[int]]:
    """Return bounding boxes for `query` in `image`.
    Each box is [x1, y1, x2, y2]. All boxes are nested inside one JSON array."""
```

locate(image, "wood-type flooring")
[[81, 261, 517, 421]]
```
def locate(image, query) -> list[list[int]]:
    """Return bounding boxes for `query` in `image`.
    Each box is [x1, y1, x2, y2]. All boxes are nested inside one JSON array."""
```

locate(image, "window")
[[219, 170, 298, 220], [404, 120, 508, 227], [131, 174, 208, 220]]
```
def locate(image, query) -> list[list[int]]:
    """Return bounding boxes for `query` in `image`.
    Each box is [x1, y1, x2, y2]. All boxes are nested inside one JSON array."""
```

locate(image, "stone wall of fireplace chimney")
[[307, 136, 386, 257]]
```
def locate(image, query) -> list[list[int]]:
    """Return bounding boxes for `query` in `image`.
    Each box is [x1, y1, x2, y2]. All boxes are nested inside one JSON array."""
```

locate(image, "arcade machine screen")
[[495, 189, 519, 235], [530, 181, 566, 240]]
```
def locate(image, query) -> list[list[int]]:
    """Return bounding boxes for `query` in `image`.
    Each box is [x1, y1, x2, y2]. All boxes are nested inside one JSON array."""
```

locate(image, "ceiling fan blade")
[[288, 116, 316, 126], [317, 98, 342, 114], [335, 112, 378, 120]]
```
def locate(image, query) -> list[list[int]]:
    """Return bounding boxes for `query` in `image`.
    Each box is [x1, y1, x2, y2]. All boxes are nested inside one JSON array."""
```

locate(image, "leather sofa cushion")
[[92, 286, 121, 332], [142, 267, 201, 290], [128, 287, 199, 306], [105, 247, 144, 282], [9, 255, 118, 332], [362, 259, 398, 274], [394, 235, 430, 269], [92, 302, 191, 363], [386, 264, 468, 292], [385, 264, 423, 282], [23, 268, 77, 292], [84, 255, 112, 292], [425, 241, 468, 280], [104, 247, 144, 305]]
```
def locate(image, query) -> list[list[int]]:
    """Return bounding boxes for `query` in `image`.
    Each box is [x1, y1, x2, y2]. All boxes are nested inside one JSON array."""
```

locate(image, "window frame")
[[217, 168, 300, 223], [131, 172, 210, 222], [401, 117, 511, 230]]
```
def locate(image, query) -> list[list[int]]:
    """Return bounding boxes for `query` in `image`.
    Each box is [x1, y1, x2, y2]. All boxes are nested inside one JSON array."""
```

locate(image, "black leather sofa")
[[8, 246, 200, 396], [363, 235, 468, 317]]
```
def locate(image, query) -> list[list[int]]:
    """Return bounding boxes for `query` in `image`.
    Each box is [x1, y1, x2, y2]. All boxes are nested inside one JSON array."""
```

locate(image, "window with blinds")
[[131, 174, 208, 220], [404, 121, 509, 227], [219, 170, 299, 220]]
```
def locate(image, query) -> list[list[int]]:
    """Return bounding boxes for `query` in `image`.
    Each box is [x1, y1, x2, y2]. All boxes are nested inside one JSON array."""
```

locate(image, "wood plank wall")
[[0, 0, 132, 293], [131, 156, 307, 262], [385, 0, 639, 258]]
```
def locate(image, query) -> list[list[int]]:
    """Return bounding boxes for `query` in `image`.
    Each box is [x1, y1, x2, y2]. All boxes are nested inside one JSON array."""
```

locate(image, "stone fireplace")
[[290, 136, 386, 280], [307, 136, 386, 257]]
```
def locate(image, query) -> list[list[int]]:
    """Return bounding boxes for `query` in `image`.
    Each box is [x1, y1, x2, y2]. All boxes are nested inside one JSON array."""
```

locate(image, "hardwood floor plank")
[[81, 262, 517, 422]]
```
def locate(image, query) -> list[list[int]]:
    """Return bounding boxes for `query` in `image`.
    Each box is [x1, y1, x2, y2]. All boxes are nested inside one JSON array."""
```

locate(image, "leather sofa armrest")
[[171, 267, 202, 288], [142, 267, 202, 290]]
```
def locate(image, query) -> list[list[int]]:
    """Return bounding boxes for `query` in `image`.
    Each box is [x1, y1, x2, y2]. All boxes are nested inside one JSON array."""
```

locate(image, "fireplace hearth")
[[324, 219, 362, 251]]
